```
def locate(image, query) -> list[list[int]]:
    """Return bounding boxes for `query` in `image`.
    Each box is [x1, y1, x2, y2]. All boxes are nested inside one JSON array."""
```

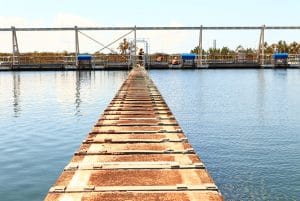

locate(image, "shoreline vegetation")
[[191, 40, 300, 55]]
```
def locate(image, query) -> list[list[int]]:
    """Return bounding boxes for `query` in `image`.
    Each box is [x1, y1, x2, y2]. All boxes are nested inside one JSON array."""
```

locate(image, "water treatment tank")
[[78, 54, 92, 61], [272, 53, 288, 60], [181, 53, 196, 60]]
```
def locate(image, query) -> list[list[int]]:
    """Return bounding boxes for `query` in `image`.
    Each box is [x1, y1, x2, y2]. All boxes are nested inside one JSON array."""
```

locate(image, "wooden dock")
[[45, 66, 223, 201]]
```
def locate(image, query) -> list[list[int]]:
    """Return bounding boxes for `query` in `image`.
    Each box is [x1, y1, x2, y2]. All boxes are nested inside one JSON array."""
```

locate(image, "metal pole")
[[198, 25, 203, 67], [1, 26, 300, 31], [261, 25, 265, 65], [257, 25, 265, 65], [11, 26, 19, 65], [145, 41, 149, 68], [75, 26, 79, 67], [134, 26, 137, 67], [257, 28, 262, 64], [12, 27, 15, 65]]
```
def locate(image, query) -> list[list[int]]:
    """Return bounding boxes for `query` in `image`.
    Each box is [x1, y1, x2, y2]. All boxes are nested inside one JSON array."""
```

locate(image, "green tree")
[[190, 46, 206, 54], [235, 45, 244, 52], [277, 40, 288, 53], [220, 46, 230, 54], [264, 42, 274, 54], [118, 38, 129, 54], [208, 48, 220, 55], [288, 41, 300, 54], [190, 41, 300, 55], [245, 48, 255, 54]]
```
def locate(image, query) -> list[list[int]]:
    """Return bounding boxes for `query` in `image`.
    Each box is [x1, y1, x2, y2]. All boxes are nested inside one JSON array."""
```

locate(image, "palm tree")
[[208, 48, 220, 54], [190, 46, 206, 55], [265, 43, 274, 54], [221, 47, 230, 54], [235, 45, 244, 52], [277, 40, 288, 53], [245, 48, 255, 54], [288, 41, 299, 54], [118, 38, 129, 54]]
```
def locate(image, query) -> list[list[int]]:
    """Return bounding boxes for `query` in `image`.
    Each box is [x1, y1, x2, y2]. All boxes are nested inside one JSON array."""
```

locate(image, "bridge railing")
[[149, 53, 260, 66], [0, 55, 66, 66], [1, 54, 299, 68], [148, 53, 300, 67], [287, 54, 300, 65], [0, 56, 12, 66]]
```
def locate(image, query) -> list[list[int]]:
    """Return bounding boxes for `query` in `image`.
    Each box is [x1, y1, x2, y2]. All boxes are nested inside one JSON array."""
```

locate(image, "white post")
[[145, 41, 149, 68], [261, 25, 265, 65], [257, 25, 265, 66], [257, 31, 262, 63], [11, 26, 19, 65], [198, 25, 203, 67], [133, 26, 137, 67], [75, 26, 79, 67]]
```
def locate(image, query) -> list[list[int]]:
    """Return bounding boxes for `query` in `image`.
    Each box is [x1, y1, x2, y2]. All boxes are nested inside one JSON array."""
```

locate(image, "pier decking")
[[45, 66, 223, 201]]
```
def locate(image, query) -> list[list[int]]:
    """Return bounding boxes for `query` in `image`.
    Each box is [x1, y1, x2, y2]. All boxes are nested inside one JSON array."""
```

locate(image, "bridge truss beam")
[[1, 26, 300, 31]]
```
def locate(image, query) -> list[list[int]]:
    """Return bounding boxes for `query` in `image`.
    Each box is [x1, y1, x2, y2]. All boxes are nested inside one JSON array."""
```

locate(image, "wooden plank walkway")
[[45, 67, 223, 201]]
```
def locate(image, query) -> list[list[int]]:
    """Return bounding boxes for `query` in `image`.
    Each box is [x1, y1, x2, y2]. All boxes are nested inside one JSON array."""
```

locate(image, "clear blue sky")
[[1, 0, 300, 53]]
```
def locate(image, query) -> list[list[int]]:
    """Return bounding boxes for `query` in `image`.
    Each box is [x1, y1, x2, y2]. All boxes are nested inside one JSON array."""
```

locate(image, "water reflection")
[[150, 69, 300, 200], [6, 70, 127, 119], [1, 70, 300, 201], [0, 70, 128, 201], [12, 72, 21, 117], [75, 71, 92, 117], [273, 68, 287, 78], [257, 70, 266, 122]]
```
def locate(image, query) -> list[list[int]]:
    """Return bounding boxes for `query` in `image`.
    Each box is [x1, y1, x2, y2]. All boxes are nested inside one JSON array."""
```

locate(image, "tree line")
[[190, 40, 300, 55]]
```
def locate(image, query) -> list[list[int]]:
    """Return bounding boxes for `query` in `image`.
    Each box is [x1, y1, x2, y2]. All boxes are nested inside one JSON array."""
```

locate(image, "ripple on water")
[[0, 71, 128, 201], [150, 69, 300, 200], [1, 69, 300, 200]]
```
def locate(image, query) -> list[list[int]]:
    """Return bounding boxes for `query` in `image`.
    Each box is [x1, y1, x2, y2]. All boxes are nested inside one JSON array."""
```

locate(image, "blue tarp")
[[273, 53, 288, 59], [78, 54, 92, 61], [181, 53, 196, 60]]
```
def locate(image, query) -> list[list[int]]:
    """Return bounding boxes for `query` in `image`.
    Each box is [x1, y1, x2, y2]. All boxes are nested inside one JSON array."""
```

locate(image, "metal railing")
[[1, 54, 299, 68]]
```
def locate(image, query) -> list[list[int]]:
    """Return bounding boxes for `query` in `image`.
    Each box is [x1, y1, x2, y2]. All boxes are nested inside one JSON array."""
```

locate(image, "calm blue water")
[[0, 69, 300, 200], [150, 69, 300, 201], [0, 71, 128, 201]]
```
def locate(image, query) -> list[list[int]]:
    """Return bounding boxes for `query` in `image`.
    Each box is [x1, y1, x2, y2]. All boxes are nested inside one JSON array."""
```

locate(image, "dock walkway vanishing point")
[[45, 66, 223, 201]]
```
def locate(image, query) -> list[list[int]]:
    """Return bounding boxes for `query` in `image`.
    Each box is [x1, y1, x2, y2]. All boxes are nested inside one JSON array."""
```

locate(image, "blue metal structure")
[[273, 53, 288, 60], [78, 54, 92, 61], [181, 53, 196, 60]]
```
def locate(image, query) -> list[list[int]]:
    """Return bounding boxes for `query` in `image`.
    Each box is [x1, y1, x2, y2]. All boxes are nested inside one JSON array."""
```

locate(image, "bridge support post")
[[133, 26, 137, 67], [145, 41, 149, 67], [11, 26, 19, 66], [75, 26, 80, 67], [198, 25, 203, 67], [257, 25, 265, 66]]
